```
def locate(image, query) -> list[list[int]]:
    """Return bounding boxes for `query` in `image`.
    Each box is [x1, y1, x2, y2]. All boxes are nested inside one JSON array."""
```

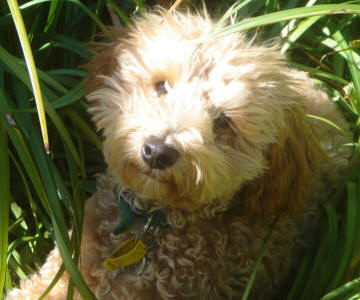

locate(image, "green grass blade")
[[290, 62, 349, 86], [9, 84, 83, 112], [44, 0, 60, 33], [279, 0, 317, 39], [106, 0, 132, 25], [0, 46, 83, 170], [9, 151, 39, 228], [351, 176, 360, 279], [328, 21, 360, 115], [210, 0, 254, 33], [310, 203, 340, 299], [51, 84, 83, 109], [43, 97, 83, 170], [53, 221, 97, 300], [7, 0, 49, 152], [281, 16, 321, 53], [38, 265, 65, 300], [7, 237, 38, 258], [0, 46, 67, 94], [22, 119, 94, 299], [320, 277, 360, 300], [242, 217, 278, 300], [7, 256, 27, 281], [133, 0, 144, 12], [308, 114, 354, 141], [45, 69, 86, 87], [0, 120, 10, 300], [0, 91, 51, 216], [321, 38, 360, 70], [327, 183, 358, 291], [65, 107, 102, 150], [205, 4, 360, 39], [2, 0, 106, 32], [0, 0, 50, 26], [298, 234, 329, 300], [333, 52, 345, 78], [46, 69, 86, 78], [323, 203, 339, 275], [66, 0, 106, 32], [286, 250, 314, 300], [51, 34, 92, 59]]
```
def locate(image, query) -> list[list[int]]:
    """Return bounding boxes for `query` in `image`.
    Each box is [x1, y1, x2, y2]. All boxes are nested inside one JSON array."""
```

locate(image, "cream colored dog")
[[6, 9, 351, 300]]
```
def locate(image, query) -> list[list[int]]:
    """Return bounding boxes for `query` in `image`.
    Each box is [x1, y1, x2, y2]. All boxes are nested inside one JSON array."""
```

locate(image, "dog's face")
[[86, 11, 321, 214]]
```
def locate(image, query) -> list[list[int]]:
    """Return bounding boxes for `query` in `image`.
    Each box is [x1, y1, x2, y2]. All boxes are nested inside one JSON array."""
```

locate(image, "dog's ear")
[[82, 27, 128, 94], [82, 28, 131, 131], [241, 108, 324, 219]]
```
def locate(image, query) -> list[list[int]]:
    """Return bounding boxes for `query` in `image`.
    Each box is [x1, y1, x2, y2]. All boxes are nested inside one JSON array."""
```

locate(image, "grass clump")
[[1, 0, 360, 299]]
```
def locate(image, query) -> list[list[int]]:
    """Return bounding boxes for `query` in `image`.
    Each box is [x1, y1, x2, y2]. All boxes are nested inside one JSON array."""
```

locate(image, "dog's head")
[[85, 10, 322, 217]]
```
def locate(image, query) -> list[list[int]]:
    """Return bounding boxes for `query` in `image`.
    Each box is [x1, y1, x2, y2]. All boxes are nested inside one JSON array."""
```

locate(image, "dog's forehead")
[[119, 34, 204, 80], [140, 37, 197, 64]]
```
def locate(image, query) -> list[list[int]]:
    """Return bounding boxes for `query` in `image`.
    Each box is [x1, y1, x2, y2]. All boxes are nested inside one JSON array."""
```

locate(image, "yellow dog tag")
[[103, 238, 148, 271]]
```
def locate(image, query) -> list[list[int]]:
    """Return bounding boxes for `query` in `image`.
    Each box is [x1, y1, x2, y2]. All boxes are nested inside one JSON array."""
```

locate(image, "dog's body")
[[7, 9, 351, 300]]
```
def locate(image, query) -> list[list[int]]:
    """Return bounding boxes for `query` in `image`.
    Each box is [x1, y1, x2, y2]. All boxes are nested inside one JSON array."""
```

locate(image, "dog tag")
[[103, 238, 147, 271]]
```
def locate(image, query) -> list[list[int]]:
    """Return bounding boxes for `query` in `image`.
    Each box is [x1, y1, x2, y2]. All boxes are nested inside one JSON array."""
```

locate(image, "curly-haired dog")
[[7, 9, 351, 300]]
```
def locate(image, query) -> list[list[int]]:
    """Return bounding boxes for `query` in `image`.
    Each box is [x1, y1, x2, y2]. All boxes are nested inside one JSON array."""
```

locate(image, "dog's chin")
[[113, 163, 212, 211], [141, 168, 171, 183]]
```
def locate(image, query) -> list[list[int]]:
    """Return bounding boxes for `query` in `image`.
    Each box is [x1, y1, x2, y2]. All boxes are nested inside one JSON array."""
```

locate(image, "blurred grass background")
[[1, 0, 360, 299]]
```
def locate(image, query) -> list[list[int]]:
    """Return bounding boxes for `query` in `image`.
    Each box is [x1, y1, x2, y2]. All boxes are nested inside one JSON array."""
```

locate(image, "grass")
[[1, 0, 360, 299]]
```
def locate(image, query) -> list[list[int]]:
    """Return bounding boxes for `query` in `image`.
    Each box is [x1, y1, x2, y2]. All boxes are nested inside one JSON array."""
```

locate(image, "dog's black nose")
[[141, 136, 179, 169]]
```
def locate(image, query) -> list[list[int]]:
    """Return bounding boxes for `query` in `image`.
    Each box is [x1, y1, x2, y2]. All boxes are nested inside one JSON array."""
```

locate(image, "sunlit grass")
[[1, 0, 359, 299]]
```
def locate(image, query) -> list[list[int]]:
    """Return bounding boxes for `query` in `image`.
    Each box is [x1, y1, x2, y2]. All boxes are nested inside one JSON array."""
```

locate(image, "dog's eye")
[[213, 113, 230, 131], [155, 81, 168, 96]]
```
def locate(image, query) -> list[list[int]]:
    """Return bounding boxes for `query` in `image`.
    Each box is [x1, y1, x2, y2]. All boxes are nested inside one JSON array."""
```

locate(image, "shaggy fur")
[[6, 9, 351, 300]]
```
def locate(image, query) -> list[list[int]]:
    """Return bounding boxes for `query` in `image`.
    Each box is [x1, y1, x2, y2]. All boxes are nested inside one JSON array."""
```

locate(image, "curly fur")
[[6, 8, 351, 300]]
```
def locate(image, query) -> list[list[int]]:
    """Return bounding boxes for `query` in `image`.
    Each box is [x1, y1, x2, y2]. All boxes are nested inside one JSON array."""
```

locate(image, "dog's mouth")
[[121, 154, 237, 212], [141, 168, 172, 184]]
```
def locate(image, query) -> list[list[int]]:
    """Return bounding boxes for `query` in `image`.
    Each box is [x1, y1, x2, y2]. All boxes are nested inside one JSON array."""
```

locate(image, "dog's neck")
[[114, 183, 236, 229]]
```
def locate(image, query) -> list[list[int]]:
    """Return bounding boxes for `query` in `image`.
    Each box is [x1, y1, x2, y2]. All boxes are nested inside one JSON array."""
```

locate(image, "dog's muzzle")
[[141, 136, 179, 170]]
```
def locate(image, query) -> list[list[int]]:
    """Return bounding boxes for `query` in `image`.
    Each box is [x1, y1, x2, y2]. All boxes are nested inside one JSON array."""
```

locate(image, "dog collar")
[[112, 190, 169, 235], [104, 190, 168, 271]]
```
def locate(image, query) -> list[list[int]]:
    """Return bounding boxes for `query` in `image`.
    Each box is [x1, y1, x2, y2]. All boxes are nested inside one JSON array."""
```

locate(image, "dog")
[[6, 8, 352, 300]]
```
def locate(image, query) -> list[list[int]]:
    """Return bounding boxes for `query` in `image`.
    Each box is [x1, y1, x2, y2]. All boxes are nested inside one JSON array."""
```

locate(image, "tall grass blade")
[[206, 4, 360, 39], [66, 0, 106, 32], [26, 128, 96, 299], [317, 203, 339, 295], [298, 234, 329, 300], [328, 21, 360, 115], [0, 46, 83, 170], [1, 0, 106, 33], [210, 0, 254, 33], [320, 277, 360, 300], [38, 266, 65, 300], [308, 114, 354, 141], [281, 16, 321, 53], [53, 221, 97, 300], [106, 0, 132, 25], [7, 0, 49, 153], [290, 62, 349, 86], [64, 107, 102, 150], [0, 121, 10, 300], [241, 217, 278, 300], [8, 151, 39, 228], [327, 183, 358, 291], [0, 93, 51, 216]]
